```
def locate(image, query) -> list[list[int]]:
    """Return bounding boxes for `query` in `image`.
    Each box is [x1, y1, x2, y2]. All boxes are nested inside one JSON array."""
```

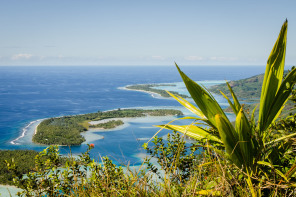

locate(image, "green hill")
[[209, 73, 264, 100], [209, 71, 295, 118]]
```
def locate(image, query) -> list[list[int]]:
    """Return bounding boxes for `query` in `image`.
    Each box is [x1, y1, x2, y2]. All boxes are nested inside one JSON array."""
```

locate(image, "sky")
[[0, 0, 296, 66]]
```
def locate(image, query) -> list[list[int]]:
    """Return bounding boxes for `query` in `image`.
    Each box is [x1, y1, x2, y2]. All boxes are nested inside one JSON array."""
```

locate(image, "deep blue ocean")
[[0, 65, 278, 165]]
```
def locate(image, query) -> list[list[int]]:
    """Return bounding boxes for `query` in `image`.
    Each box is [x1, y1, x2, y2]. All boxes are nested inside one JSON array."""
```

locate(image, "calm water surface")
[[0, 65, 272, 164]]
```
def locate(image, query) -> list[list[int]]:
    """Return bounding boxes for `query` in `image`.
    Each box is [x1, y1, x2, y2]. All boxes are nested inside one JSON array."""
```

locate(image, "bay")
[[0, 65, 269, 165]]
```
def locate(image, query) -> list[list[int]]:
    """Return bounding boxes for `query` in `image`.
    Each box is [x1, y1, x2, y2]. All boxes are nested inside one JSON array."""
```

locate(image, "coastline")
[[118, 86, 165, 99], [16, 111, 180, 147], [13, 80, 225, 147], [12, 82, 185, 147], [10, 119, 45, 145]]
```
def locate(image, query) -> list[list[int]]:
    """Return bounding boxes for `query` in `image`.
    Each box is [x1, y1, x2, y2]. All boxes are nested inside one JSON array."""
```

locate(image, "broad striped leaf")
[[235, 108, 253, 168], [224, 81, 242, 115], [166, 91, 206, 119], [157, 124, 223, 143], [220, 91, 238, 115], [215, 114, 243, 168], [148, 116, 203, 144], [259, 20, 288, 132], [251, 104, 258, 127], [262, 67, 296, 130], [176, 63, 229, 128]]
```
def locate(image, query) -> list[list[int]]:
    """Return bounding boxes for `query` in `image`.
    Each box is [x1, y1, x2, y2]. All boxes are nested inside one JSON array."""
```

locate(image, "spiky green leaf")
[[166, 91, 206, 119], [262, 67, 296, 130], [235, 108, 253, 168], [156, 124, 223, 143], [215, 114, 243, 168], [176, 63, 229, 128], [259, 20, 288, 132]]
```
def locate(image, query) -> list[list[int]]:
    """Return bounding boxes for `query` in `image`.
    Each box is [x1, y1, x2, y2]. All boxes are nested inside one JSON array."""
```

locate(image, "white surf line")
[[118, 86, 163, 98], [10, 119, 45, 145]]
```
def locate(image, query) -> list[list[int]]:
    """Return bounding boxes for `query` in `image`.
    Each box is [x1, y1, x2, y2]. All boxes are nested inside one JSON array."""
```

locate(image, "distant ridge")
[[209, 73, 264, 100]]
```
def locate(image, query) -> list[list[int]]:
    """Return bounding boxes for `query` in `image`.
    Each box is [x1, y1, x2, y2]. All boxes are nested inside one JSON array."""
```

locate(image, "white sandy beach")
[[10, 119, 45, 146], [118, 86, 165, 99]]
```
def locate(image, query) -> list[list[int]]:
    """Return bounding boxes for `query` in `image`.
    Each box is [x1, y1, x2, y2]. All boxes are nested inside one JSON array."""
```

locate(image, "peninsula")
[[125, 84, 190, 98], [33, 109, 183, 146]]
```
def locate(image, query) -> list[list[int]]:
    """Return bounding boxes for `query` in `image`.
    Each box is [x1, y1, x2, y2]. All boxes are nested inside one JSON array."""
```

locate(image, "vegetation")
[[33, 118, 87, 145], [209, 73, 265, 100], [144, 131, 200, 184], [126, 84, 190, 98], [89, 120, 124, 129], [209, 69, 295, 119], [0, 150, 38, 185], [158, 20, 296, 196], [6, 145, 151, 196], [4, 20, 296, 197], [33, 109, 183, 146]]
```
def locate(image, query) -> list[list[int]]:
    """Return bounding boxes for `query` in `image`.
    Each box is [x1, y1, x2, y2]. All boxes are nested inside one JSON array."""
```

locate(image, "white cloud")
[[11, 53, 33, 60], [184, 56, 203, 61]]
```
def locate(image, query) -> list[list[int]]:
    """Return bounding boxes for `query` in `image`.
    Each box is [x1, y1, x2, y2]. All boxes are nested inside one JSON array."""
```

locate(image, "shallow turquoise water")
[[0, 66, 269, 164]]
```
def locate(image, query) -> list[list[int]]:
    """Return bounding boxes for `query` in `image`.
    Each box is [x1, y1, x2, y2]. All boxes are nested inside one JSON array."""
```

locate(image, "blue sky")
[[0, 0, 296, 66]]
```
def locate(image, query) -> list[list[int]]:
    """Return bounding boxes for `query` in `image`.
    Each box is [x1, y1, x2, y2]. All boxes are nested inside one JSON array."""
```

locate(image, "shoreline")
[[12, 80, 224, 147], [10, 119, 45, 145], [15, 109, 181, 147], [118, 86, 165, 99]]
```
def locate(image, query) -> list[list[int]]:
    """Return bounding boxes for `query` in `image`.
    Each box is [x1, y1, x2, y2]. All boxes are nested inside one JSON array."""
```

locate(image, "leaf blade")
[[259, 20, 288, 132], [156, 124, 223, 143]]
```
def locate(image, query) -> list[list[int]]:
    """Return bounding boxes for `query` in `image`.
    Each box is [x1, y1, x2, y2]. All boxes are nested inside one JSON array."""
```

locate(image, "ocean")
[[0, 65, 272, 165]]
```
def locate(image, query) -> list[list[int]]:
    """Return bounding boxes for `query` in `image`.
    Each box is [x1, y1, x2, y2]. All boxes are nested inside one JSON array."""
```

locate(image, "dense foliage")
[[33, 109, 183, 146], [145, 131, 199, 184], [33, 118, 86, 145], [6, 145, 151, 196], [89, 120, 124, 129], [209, 73, 264, 100], [0, 150, 38, 185]]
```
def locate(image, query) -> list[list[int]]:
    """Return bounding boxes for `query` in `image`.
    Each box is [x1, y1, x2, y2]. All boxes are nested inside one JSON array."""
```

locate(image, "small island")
[[33, 109, 183, 146], [125, 84, 190, 98]]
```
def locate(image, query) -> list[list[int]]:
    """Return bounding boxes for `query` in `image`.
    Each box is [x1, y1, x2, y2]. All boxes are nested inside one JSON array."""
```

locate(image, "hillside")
[[209, 73, 264, 100], [209, 70, 295, 118]]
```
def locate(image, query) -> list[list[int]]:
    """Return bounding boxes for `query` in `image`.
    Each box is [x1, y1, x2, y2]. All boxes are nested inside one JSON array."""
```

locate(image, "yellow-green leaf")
[[215, 114, 243, 168], [156, 124, 223, 143], [176, 63, 230, 128], [166, 91, 206, 119], [196, 190, 221, 196], [259, 20, 288, 132], [235, 108, 253, 168]]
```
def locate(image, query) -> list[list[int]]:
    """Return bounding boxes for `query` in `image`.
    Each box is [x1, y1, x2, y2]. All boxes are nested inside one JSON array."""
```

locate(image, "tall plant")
[[159, 20, 296, 187]]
